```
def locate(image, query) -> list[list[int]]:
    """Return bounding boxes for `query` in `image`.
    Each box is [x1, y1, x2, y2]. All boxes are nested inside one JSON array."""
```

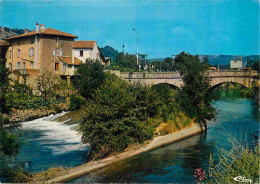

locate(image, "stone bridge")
[[111, 70, 259, 89]]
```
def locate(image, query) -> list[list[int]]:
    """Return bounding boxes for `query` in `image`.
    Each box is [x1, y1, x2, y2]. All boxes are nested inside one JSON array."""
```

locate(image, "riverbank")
[[46, 123, 204, 183], [4, 103, 70, 123]]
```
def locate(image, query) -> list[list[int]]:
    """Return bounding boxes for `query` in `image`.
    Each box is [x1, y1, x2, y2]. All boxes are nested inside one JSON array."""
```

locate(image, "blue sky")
[[0, 0, 259, 58]]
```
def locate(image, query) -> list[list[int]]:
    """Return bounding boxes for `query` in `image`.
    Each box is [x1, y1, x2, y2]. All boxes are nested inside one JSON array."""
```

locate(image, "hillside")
[[100, 46, 119, 62], [0, 26, 24, 40]]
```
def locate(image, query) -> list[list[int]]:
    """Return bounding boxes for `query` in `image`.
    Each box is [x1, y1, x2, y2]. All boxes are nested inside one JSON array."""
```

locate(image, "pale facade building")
[[230, 57, 243, 69], [73, 41, 105, 64]]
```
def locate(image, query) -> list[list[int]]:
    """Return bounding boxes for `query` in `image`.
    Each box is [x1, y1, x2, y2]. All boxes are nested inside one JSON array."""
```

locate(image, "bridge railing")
[[117, 70, 258, 79]]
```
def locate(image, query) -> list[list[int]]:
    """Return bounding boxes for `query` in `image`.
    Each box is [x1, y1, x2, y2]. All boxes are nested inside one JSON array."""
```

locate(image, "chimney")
[[40, 24, 45, 30], [36, 22, 39, 33], [25, 28, 29, 34]]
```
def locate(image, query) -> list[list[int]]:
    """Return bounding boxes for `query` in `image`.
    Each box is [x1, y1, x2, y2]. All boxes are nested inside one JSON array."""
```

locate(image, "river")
[[0, 90, 258, 183], [69, 90, 259, 183]]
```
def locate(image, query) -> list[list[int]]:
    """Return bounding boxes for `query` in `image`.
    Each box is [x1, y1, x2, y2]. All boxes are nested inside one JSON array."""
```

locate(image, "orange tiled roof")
[[73, 41, 96, 49], [60, 57, 81, 66], [6, 28, 78, 40]]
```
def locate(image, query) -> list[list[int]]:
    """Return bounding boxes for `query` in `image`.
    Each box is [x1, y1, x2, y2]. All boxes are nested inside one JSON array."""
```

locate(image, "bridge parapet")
[[117, 70, 258, 79], [108, 70, 259, 88]]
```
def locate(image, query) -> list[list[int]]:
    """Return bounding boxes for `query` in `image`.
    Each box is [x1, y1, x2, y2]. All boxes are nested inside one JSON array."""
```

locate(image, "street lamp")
[[133, 28, 139, 71]]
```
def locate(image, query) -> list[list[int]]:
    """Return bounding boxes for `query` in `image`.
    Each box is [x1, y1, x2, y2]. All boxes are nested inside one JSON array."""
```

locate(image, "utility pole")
[[122, 44, 125, 54], [133, 28, 139, 71], [172, 55, 176, 71]]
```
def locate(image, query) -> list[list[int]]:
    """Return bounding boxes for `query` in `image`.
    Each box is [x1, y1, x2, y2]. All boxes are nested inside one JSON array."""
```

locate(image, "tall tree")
[[73, 61, 106, 99], [178, 52, 215, 129]]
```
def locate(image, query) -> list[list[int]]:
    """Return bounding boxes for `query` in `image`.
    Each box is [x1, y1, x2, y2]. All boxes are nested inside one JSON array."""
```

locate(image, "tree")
[[80, 74, 155, 159], [72, 61, 106, 99], [173, 51, 189, 71], [163, 57, 174, 71], [202, 55, 210, 68], [36, 70, 61, 102], [178, 52, 215, 129], [0, 64, 10, 113], [115, 52, 138, 71]]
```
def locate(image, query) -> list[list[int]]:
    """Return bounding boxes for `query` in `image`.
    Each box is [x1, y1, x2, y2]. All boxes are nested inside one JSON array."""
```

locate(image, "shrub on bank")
[[70, 94, 86, 110], [80, 74, 160, 159], [6, 92, 67, 110], [208, 142, 259, 183]]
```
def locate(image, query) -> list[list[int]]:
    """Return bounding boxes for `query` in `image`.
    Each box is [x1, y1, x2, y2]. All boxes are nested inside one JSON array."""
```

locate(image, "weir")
[[18, 112, 88, 172]]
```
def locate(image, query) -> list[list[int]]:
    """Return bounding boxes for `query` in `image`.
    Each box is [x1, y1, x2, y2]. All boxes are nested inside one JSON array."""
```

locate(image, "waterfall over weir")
[[18, 112, 89, 172]]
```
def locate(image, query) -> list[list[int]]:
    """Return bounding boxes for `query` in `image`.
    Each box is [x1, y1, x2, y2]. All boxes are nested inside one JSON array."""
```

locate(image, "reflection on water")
[[70, 91, 259, 183]]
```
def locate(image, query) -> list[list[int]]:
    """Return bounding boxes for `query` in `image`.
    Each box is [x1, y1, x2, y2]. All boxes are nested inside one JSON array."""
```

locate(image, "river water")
[[0, 91, 258, 183], [17, 112, 89, 172], [69, 90, 259, 183]]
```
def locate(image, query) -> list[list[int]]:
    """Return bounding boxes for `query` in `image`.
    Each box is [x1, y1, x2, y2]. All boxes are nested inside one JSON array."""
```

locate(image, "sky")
[[0, 0, 259, 58]]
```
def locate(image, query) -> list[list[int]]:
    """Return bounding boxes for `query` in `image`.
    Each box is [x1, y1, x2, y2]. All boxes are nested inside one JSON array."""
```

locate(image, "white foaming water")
[[21, 111, 88, 155]]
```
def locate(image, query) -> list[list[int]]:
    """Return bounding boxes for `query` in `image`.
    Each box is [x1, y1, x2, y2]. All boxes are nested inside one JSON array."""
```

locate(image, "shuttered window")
[[53, 48, 63, 56]]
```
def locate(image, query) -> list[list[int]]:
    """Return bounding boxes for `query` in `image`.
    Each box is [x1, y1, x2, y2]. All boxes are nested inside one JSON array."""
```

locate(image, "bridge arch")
[[210, 82, 250, 91], [151, 83, 180, 90], [210, 77, 254, 89]]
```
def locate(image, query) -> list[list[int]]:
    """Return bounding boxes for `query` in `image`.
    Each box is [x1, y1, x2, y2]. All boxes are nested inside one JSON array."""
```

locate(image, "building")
[[230, 57, 243, 69], [4, 23, 78, 85], [73, 40, 105, 64]]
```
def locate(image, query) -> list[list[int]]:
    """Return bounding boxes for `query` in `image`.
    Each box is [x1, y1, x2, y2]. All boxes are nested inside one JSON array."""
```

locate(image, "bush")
[[70, 94, 86, 110], [80, 74, 158, 159], [208, 142, 259, 183], [73, 61, 106, 99]]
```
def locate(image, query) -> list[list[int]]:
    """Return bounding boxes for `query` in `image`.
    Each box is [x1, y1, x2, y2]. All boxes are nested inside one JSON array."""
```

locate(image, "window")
[[55, 62, 59, 70], [63, 64, 66, 72], [80, 50, 83, 57], [23, 62, 26, 70], [56, 38, 60, 44], [234, 60, 237, 63], [53, 48, 62, 56], [8, 63, 12, 70], [9, 50, 11, 58], [18, 62, 21, 70], [31, 62, 34, 69], [29, 48, 34, 57], [17, 49, 20, 58], [31, 38, 34, 44]]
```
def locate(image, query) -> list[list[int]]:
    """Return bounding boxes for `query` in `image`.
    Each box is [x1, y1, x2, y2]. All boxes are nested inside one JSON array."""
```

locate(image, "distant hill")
[[149, 55, 259, 66], [202, 55, 259, 66], [0, 26, 25, 40], [100, 46, 119, 62]]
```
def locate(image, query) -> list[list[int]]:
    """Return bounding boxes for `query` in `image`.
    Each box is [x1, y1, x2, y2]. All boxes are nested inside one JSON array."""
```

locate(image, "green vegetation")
[[178, 52, 215, 129], [79, 74, 158, 159], [246, 59, 259, 71], [208, 142, 259, 183], [0, 64, 31, 183], [73, 52, 215, 159], [73, 60, 106, 99], [213, 83, 257, 98]]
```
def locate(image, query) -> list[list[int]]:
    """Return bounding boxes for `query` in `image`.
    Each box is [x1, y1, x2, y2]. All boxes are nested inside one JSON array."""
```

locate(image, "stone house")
[[4, 23, 78, 86]]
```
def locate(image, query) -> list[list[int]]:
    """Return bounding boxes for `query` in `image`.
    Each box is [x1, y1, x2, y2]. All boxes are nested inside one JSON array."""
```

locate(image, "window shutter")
[[53, 49, 55, 56], [59, 48, 63, 56], [15, 62, 17, 69]]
